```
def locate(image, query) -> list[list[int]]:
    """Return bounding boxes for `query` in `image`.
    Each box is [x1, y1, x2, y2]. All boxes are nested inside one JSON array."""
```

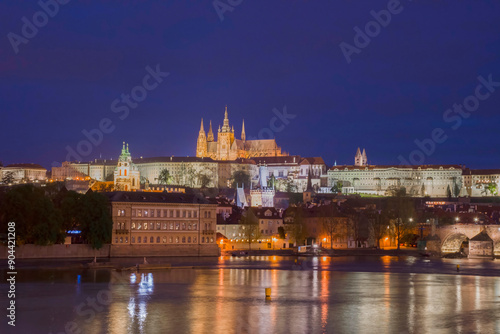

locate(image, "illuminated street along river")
[[1, 255, 499, 334]]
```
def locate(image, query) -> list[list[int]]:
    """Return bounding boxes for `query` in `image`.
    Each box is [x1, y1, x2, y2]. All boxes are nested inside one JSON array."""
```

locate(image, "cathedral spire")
[[241, 119, 246, 141], [222, 105, 230, 132], [199, 118, 205, 133], [207, 120, 214, 141]]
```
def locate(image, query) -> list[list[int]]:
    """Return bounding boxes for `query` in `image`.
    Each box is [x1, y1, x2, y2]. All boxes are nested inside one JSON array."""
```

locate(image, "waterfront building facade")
[[250, 207, 283, 236], [107, 191, 217, 248]]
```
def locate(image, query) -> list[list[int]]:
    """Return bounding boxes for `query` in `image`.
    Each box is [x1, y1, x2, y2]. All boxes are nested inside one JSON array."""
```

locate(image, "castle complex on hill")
[[196, 106, 286, 160], [41, 107, 500, 199]]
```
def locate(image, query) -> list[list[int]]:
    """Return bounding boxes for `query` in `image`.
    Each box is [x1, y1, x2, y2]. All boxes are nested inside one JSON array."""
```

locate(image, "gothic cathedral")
[[196, 106, 287, 161]]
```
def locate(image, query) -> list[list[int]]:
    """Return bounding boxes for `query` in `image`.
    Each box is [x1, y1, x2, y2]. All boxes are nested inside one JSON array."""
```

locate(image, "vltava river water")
[[1, 256, 499, 334]]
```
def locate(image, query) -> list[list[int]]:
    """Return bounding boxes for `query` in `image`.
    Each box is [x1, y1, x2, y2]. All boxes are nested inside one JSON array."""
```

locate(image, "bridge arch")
[[441, 233, 469, 254]]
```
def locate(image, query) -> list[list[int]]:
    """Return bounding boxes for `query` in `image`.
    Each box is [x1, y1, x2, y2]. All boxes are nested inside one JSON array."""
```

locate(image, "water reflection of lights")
[[76, 274, 82, 295], [138, 300, 148, 332], [128, 297, 136, 321], [138, 273, 154, 295], [126, 273, 154, 334], [312, 257, 319, 269]]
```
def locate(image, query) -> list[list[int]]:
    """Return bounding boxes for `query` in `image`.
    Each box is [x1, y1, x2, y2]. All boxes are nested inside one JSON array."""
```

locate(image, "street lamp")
[[272, 237, 277, 250], [455, 217, 459, 222]]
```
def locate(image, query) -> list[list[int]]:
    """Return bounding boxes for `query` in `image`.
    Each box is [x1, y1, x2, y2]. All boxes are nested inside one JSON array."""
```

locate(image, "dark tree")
[[331, 181, 343, 193], [197, 172, 212, 188], [285, 207, 308, 246], [239, 209, 260, 250], [231, 170, 250, 189], [60, 191, 83, 231], [79, 191, 113, 249], [157, 168, 171, 185], [367, 209, 385, 248], [384, 187, 415, 250], [278, 226, 286, 239], [2, 171, 15, 184], [0, 185, 64, 245]]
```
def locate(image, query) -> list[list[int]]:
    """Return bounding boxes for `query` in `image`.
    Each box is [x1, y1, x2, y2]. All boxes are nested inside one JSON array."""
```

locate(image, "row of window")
[[114, 236, 215, 244], [129, 222, 213, 231], [118, 209, 213, 218], [260, 230, 276, 234], [260, 221, 281, 226], [129, 209, 202, 218]]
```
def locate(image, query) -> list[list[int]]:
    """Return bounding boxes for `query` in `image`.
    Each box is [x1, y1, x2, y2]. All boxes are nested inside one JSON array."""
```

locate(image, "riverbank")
[[222, 247, 425, 257], [0, 244, 220, 259]]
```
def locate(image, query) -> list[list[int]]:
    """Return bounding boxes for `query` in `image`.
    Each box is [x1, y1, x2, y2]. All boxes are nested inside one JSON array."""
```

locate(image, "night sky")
[[1, 0, 499, 169]]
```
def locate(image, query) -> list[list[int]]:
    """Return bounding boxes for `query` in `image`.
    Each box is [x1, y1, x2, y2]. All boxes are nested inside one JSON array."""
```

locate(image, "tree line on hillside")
[[0, 184, 112, 249]]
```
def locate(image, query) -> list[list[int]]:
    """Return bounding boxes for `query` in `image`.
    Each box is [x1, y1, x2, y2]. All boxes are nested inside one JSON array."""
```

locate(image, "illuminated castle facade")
[[196, 106, 287, 161]]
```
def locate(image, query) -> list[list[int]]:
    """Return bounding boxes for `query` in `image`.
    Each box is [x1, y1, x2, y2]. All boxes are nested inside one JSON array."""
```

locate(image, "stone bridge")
[[427, 224, 500, 257]]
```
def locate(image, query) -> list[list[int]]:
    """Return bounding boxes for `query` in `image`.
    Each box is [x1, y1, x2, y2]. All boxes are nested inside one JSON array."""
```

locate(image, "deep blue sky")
[[1, 0, 499, 169]]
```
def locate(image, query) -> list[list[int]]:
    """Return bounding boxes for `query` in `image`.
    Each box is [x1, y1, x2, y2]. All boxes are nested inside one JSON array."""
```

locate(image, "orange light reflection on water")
[[320, 270, 330, 331]]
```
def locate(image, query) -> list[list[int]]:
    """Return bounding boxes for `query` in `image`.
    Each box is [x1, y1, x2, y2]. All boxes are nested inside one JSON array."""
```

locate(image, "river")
[[1, 255, 499, 333]]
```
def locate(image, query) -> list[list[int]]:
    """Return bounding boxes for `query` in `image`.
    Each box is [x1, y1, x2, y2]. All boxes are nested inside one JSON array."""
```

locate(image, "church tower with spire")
[[114, 142, 140, 191], [216, 106, 235, 160], [355, 147, 368, 166], [241, 120, 246, 142], [196, 118, 208, 157]]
